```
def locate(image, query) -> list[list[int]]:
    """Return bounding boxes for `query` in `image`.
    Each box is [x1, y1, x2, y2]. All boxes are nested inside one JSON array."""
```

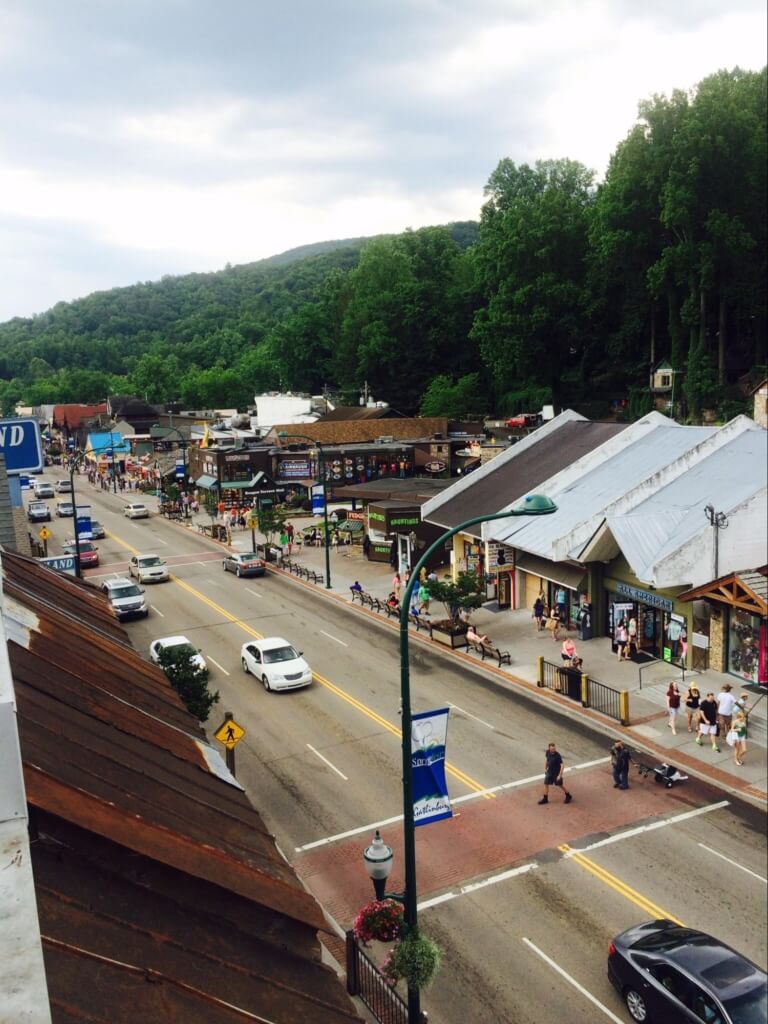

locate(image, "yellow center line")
[[559, 844, 684, 925], [106, 531, 493, 800]]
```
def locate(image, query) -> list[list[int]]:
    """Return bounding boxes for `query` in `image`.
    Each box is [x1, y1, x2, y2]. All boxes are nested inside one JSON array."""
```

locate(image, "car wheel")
[[624, 987, 649, 1023], [261, 674, 271, 692], [241, 657, 249, 675]]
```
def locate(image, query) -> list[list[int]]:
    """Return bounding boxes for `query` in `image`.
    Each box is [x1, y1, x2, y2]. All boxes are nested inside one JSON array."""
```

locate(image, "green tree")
[[426, 571, 484, 623], [156, 645, 219, 722], [419, 373, 485, 418]]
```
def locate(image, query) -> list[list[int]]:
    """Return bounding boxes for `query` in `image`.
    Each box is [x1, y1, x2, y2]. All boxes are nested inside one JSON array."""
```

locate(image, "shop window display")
[[728, 609, 765, 684]]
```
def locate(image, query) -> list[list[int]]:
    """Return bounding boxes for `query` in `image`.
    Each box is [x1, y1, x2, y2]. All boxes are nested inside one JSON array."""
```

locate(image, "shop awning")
[[336, 519, 364, 533], [220, 477, 264, 490], [515, 553, 587, 592], [195, 475, 218, 488], [678, 570, 767, 615]]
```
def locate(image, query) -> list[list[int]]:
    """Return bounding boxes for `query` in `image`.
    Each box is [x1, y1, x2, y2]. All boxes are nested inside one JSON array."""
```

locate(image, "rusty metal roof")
[[1, 549, 363, 1024]]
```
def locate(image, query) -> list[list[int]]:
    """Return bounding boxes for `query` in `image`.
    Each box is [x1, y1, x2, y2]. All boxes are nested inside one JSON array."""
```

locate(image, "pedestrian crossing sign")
[[214, 717, 246, 749]]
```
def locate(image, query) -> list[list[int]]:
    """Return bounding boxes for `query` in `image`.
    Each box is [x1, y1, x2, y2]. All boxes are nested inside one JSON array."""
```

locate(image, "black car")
[[608, 920, 767, 1023]]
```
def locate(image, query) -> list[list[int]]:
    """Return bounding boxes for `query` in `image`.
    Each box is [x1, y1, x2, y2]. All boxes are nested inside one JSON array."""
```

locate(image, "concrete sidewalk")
[[179, 508, 768, 805]]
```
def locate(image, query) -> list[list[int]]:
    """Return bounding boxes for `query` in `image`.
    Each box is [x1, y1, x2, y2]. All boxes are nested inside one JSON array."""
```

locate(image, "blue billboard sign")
[[0, 418, 44, 474], [75, 505, 93, 541], [38, 555, 77, 576]]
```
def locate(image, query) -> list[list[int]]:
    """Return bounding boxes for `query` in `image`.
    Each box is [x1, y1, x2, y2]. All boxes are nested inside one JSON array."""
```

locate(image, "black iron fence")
[[346, 931, 408, 1024], [538, 659, 629, 725]]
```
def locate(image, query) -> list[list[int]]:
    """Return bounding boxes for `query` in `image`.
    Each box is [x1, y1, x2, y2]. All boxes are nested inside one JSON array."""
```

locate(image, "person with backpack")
[[611, 740, 633, 790]]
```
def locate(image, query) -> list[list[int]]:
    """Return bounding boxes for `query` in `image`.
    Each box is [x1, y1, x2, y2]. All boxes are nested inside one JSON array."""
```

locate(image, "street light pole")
[[396, 494, 557, 1024], [277, 432, 332, 589]]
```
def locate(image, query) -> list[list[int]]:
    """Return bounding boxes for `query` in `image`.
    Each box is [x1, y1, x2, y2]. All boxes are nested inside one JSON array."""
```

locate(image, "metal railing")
[[346, 931, 408, 1024], [538, 658, 582, 703], [585, 676, 625, 724], [538, 658, 630, 725]]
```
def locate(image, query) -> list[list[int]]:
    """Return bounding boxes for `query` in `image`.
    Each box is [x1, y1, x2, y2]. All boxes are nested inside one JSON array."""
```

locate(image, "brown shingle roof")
[[2, 550, 362, 1024], [425, 421, 628, 536], [268, 416, 448, 446]]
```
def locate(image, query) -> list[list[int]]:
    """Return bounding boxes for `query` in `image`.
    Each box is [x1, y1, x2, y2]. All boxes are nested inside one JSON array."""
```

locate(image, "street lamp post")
[[277, 432, 332, 590], [379, 494, 557, 1024]]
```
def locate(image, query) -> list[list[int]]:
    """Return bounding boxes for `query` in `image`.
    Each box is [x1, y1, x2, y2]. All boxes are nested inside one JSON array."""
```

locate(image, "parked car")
[[33, 481, 55, 499], [55, 479, 72, 493], [63, 540, 99, 567], [223, 552, 266, 578], [608, 920, 767, 1024], [240, 637, 312, 691], [129, 554, 169, 583], [27, 501, 51, 523], [124, 502, 150, 519], [149, 635, 206, 672], [55, 501, 74, 517], [90, 520, 106, 539], [100, 578, 148, 620]]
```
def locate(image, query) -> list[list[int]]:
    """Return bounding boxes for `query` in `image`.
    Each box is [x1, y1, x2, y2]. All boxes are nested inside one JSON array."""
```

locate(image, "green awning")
[[220, 477, 261, 490], [337, 519, 363, 532], [195, 475, 218, 488]]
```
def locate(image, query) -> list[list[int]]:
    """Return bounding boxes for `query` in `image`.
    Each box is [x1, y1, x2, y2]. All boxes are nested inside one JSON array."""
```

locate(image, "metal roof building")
[[0, 550, 363, 1024]]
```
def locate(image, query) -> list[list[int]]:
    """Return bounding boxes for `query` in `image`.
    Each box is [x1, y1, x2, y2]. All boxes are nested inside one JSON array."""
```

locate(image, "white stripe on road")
[[245, 587, 263, 599], [697, 842, 767, 883], [307, 744, 348, 780], [419, 863, 537, 911], [522, 938, 625, 1024], [447, 702, 495, 729], [150, 605, 164, 617], [153, 537, 168, 545], [320, 630, 348, 647], [206, 656, 230, 677], [563, 801, 730, 856], [294, 757, 611, 852]]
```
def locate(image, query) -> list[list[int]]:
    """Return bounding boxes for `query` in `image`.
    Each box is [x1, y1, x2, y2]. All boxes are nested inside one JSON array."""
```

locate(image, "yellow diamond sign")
[[214, 717, 246, 749]]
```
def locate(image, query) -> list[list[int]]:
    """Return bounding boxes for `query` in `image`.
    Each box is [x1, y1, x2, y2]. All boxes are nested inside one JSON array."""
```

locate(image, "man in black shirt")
[[611, 740, 632, 789], [538, 743, 572, 804]]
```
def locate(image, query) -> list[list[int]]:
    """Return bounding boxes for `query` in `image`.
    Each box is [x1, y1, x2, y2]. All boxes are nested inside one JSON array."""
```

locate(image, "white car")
[[34, 481, 55, 498], [129, 554, 169, 583], [240, 637, 312, 692], [55, 479, 72, 493], [149, 635, 206, 673], [124, 502, 149, 519]]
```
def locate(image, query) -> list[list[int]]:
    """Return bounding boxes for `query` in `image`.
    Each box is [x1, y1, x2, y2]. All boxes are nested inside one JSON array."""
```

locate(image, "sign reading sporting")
[[0, 418, 44, 474]]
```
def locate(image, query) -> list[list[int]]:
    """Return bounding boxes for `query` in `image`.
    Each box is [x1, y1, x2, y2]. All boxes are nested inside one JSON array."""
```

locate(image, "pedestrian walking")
[[695, 693, 720, 752], [732, 711, 748, 766], [392, 571, 402, 603], [417, 582, 431, 614], [626, 615, 638, 659], [610, 740, 632, 790], [538, 743, 572, 805], [716, 684, 737, 739], [666, 682, 681, 735], [331, 529, 340, 551], [547, 607, 561, 642], [533, 596, 544, 632], [684, 683, 700, 732], [561, 637, 577, 664], [362, 534, 371, 560], [615, 619, 628, 661]]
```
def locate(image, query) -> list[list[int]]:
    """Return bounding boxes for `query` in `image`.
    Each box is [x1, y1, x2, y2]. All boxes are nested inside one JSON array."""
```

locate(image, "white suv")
[[101, 578, 149, 620], [129, 554, 169, 583]]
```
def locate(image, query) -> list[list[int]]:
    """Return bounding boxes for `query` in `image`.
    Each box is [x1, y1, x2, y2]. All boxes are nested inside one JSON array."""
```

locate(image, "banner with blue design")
[[75, 505, 92, 541], [411, 707, 452, 827]]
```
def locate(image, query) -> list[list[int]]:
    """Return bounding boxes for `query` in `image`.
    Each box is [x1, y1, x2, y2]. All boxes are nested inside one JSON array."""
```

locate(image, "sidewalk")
[[184, 509, 768, 805]]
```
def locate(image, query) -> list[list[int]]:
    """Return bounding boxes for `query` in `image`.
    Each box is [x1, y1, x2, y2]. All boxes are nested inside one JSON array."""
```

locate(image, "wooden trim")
[[679, 573, 767, 615]]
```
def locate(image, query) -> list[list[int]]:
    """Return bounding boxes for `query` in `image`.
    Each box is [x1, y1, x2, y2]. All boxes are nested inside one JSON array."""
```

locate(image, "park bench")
[[307, 569, 325, 585], [350, 587, 365, 603], [468, 638, 511, 666], [408, 611, 429, 632]]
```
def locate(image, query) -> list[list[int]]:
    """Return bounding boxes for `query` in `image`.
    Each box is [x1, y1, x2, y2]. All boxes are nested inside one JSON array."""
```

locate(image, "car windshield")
[[722, 983, 768, 1024], [112, 584, 142, 598], [165, 642, 195, 655], [263, 646, 298, 664], [131, 504, 146, 510], [139, 557, 163, 567]]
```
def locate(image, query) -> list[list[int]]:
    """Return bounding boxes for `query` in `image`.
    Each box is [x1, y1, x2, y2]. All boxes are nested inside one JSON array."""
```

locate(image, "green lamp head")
[[511, 493, 558, 516]]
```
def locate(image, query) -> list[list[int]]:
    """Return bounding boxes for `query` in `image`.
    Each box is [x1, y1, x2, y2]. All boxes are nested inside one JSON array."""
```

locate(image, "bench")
[[383, 601, 402, 618], [306, 569, 325, 585], [468, 639, 511, 666], [408, 611, 428, 632], [360, 592, 383, 612], [350, 587, 365, 603]]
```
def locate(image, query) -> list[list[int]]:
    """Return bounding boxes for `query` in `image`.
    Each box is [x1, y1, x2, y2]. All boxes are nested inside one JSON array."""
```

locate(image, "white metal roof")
[[486, 414, 716, 557]]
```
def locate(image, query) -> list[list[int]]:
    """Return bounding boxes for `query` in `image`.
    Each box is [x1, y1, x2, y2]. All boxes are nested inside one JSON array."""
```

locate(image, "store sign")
[[692, 632, 710, 649], [225, 452, 251, 462], [279, 459, 311, 479], [424, 461, 446, 473], [347, 511, 365, 522], [615, 583, 673, 612], [0, 417, 44, 474], [369, 503, 421, 533]]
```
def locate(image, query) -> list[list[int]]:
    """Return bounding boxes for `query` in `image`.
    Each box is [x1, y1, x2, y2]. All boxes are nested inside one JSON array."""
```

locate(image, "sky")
[[0, 0, 765, 323]]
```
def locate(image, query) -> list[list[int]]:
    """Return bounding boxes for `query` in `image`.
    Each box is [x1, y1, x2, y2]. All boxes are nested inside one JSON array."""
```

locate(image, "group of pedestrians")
[[662, 681, 750, 766]]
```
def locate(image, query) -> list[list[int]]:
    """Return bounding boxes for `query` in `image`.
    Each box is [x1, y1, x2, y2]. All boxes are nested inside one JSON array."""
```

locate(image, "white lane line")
[[207, 656, 230, 677], [697, 842, 767, 883], [307, 744, 348, 780], [522, 938, 624, 1023], [563, 801, 730, 856], [150, 605, 164, 617], [294, 757, 610, 852], [419, 863, 536, 911], [245, 587, 263, 599], [197, 561, 209, 568], [447, 702, 495, 729], [153, 537, 168, 546], [320, 630, 348, 647]]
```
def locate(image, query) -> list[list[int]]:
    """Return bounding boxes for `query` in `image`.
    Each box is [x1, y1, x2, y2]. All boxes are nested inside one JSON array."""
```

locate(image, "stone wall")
[[709, 607, 726, 672]]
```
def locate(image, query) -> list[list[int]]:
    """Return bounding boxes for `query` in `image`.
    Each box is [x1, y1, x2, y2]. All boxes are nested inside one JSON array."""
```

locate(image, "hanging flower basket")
[[382, 932, 441, 990], [353, 899, 406, 946]]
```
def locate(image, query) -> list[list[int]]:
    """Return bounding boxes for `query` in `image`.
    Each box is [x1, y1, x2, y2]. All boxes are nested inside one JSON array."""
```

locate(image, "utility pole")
[[704, 504, 728, 579]]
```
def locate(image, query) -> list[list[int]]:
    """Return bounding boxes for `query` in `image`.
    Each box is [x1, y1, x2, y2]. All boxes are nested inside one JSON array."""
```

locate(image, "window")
[[660, 374, 672, 387]]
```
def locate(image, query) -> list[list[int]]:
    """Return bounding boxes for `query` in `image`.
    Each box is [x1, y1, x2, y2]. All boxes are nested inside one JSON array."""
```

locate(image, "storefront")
[[603, 579, 690, 665], [366, 501, 421, 566], [515, 553, 588, 627], [680, 572, 767, 686]]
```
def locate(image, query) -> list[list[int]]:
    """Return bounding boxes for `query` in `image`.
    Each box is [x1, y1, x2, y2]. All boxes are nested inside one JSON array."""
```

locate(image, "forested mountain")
[[0, 69, 764, 420]]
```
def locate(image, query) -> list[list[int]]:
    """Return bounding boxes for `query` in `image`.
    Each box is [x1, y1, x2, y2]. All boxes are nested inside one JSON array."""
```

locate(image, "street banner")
[[411, 707, 452, 827], [75, 505, 92, 541]]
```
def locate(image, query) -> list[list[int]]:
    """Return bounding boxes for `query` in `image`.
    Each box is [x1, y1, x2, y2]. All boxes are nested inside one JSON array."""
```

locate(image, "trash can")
[[577, 605, 592, 642]]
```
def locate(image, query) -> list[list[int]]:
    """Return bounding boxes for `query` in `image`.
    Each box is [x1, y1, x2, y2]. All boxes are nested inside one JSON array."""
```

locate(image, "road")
[[28, 474, 768, 1024]]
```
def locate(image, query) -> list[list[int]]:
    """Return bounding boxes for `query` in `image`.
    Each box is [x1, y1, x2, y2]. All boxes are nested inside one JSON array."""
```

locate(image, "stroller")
[[636, 761, 689, 789]]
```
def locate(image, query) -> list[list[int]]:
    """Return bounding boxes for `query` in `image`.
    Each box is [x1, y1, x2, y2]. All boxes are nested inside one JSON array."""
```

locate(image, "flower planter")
[[428, 621, 469, 648]]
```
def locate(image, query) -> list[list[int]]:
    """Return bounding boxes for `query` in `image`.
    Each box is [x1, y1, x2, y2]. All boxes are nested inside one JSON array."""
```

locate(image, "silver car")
[[129, 554, 169, 583], [101, 578, 148, 620]]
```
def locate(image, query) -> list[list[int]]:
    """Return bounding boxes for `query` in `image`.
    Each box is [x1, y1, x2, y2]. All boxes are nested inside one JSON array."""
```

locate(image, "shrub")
[[353, 900, 405, 946]]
